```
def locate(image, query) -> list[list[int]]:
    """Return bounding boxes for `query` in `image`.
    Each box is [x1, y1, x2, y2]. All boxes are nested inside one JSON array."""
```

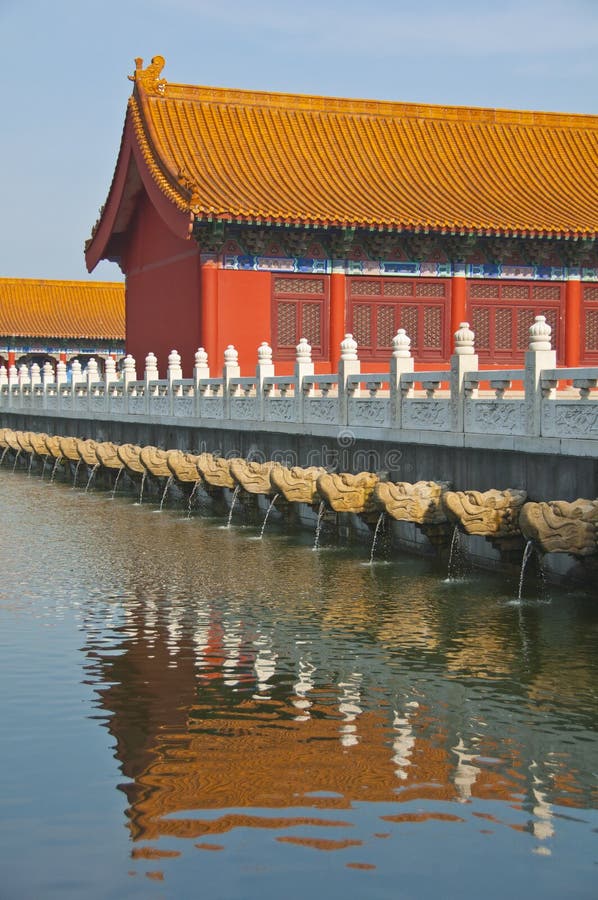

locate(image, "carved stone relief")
[[519, 500, 598, 556]]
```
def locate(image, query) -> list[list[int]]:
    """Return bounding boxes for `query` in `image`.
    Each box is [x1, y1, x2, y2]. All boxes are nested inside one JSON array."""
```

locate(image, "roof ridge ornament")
[[128, 56, 167, 95]]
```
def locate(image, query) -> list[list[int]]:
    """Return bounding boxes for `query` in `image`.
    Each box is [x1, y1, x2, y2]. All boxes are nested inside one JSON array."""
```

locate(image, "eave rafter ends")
[[89, 54, 598, 261]]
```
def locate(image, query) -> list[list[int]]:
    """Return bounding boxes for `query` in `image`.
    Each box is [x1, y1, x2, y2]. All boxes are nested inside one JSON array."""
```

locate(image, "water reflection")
[[1, 470, 598, 896]]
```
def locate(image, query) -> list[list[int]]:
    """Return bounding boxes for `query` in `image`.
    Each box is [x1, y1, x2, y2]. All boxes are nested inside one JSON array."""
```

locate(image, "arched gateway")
[[85, 56, 598, 375]]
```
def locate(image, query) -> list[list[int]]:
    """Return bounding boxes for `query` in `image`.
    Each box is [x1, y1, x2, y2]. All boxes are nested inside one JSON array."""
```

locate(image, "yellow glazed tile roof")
[[126, 57, 598, 238], [0, 278, 125, 340]]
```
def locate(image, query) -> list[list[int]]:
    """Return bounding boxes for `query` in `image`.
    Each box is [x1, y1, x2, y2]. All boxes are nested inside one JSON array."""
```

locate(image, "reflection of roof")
[[0, 278, 125, 340], [97, 56, 598, 241]]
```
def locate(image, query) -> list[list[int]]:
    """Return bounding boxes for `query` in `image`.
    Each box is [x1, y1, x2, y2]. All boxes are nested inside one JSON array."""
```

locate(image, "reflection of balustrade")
[[2, 317, 598, 446]]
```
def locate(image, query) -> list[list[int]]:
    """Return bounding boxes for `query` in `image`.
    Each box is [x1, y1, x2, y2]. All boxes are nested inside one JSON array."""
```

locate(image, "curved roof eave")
[[85, 109, 193, 273]]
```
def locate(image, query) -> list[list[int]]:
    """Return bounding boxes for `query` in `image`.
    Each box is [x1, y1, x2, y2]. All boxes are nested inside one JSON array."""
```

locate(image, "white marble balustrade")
[[1, 318, 598, 451]]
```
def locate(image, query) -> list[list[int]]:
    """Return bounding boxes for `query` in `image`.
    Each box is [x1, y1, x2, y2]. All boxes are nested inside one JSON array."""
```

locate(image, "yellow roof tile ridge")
[[160, 81, 598, 131], [0, 277, 124, 288], [129, 95, 190, 212]]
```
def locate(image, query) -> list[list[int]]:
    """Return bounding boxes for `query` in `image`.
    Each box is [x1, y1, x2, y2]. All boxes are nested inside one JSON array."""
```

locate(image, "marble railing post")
[[0, 365, 7, 389], [7, 365, 18, 408], [193, 348, 209, 416], [30, 363, 41, 387], [390, 329, 414, 428], [167, 350, 183, 416], [450, 322, 478, 432], [122, 354, 137, 415], [223, 345, 240, 417], [104, 356, 118, 388], [524, 315, 556, 437], [338, 333, 360, 426], [85, 358, 99, 390], [143, 352, 159, 413], [42, 361, 54, 386], [18, 364, 30, 389], [71, 360, 84, 395], [256, 342, 274, 418], [296, 337, 314, 423]]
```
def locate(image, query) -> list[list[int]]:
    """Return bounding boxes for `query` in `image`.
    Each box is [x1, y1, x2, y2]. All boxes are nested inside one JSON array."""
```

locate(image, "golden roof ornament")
[[128, 56, 167, 95]]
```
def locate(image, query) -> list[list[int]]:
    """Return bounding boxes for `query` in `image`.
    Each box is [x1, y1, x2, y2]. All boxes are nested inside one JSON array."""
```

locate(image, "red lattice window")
[[502, 285, 529, 300], [376, 305, 396, 349], [472, 307, 490, 350], [424, 307, 442, 349], [383, 281, 414, 297], [495, 309, 513, 350], [400, 306, 419, 348], [272, 275, 328, 358], [532, 284, 561, 301], [274, 277, 325, 294], [470, 283, 500, 299], [585, 308, 598, 352], [582, 284, 598, 362], [353, 305, 372, 347], [347, 277, 450, 361], [468, 279, 564, 364]]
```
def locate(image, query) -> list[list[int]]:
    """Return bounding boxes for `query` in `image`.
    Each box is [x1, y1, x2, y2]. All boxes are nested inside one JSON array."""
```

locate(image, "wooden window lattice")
[[424, 307, 442, 349], [503, 284, 530, 300], [472, 307, 490, 349], [350, 279, 382, 296], [353, 304, 372, 346], [400, 306, 418, 347], [277, 302, 297, 345], [470, 283, 500, 299], [383, 280, 414, 297], [376, 305, 396, 349], [584, 285, 598, 302], [301, 303, 321, 345], [532, 284, 561, 301], [416, 282, 445, 297], [495, 308, 513, 350], [274, 277, 325, 295], [585, 309, 598, 351]]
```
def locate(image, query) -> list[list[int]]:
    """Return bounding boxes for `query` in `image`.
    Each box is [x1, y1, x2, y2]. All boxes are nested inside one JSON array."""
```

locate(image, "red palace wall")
[[122, 194, 202, 374], [217, 269, 271, 371]]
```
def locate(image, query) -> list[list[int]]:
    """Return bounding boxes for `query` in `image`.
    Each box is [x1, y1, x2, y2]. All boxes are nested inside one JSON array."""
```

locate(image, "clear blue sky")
[[2, 0, 598, 283]]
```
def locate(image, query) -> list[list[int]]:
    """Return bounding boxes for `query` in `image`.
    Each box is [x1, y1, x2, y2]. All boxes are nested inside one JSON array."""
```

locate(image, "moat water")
[[0, 467, 597, 899]]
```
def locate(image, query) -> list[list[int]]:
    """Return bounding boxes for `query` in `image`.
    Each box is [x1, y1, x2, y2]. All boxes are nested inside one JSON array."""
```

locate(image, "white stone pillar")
[[167, 349, 183, 385], [450, 322, 478, 433], [56, 360, 67, 385], [30, 363, 41, 386], [42, 361, 55, 386], [71, 359, 84, 389], [338, 333, 360, 426], [295, 337, 314, 424], [256, 342, 274, 420], [390, 328, 414, 428], [104, 356, 117, 387], [85, 358, 99, 390], [18, 364, 30, 388], [193, 347, 210, 384], [223, 345, 240, 417], [524, 315, 556, 437]]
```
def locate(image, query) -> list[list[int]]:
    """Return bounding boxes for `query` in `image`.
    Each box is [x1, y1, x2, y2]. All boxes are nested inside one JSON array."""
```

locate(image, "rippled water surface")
[[1, 466, 597, 899]]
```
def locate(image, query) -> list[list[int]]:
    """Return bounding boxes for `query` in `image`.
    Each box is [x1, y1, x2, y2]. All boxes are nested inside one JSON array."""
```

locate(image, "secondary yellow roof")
[[124, 56, 598, 238], [0, 278, 125, 340]]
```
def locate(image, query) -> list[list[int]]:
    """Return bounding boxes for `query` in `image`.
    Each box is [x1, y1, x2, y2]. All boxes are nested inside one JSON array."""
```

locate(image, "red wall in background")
[[122, 194, 201, 375], [217, 269, 271, 375]]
